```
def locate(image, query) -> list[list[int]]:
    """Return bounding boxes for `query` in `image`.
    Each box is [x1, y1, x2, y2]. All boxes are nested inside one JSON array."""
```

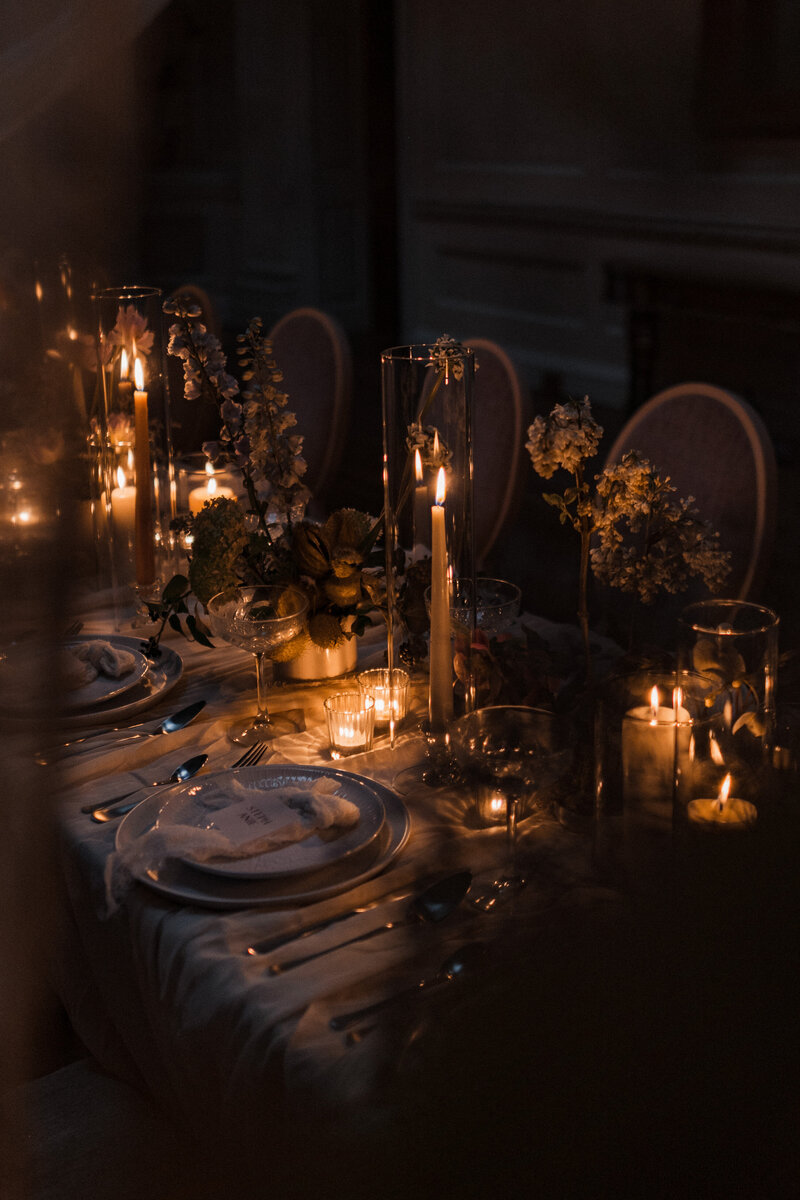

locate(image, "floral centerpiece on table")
[[456, 396, 731, 714], [146, 298, 383, 660], [526, 395, 730, 679]]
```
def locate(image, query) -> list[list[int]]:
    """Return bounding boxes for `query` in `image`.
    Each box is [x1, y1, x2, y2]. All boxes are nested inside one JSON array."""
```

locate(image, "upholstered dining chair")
[[464, 337, 528, 569], [603, 382, 778, 601], [268, 307, 352, 508]]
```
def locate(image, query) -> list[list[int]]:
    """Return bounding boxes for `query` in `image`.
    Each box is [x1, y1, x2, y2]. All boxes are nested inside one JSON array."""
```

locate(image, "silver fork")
[[230, 742, 270, 769]]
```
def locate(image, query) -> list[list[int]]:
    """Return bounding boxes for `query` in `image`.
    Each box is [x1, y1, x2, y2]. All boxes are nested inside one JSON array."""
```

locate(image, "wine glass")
[[449, 706, 571, 911], [206, 585, 309, 745]]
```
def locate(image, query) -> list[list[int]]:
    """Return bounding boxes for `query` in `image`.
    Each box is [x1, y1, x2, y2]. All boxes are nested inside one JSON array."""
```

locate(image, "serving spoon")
[[267, 870, 472, 975], [331, 941, 487, 1034], [85, 753, 208, 821]]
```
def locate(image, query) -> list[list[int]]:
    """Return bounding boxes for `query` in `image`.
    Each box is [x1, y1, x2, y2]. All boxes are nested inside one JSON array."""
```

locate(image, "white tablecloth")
[[52, 610, 621, 1180]]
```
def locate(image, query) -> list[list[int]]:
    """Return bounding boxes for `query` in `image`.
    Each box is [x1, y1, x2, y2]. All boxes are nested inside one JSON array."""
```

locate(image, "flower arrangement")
[[526, 395, 731, 677], [151, 298, 383, 660]]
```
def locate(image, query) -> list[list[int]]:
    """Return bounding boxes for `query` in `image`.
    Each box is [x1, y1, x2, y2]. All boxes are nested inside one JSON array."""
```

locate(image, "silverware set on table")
[[83, 738, 271, 821]]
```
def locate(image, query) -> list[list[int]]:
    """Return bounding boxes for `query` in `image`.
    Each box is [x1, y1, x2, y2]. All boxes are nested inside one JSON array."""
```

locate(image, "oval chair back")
[[464, 337, 528, 569], [604, 382, 777, 601], [268, 307, 352, 507]]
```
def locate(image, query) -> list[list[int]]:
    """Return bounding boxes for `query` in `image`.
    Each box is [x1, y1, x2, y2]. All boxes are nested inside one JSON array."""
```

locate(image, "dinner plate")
[[154, 765, 385, 880], [115, 771, 410, 910], [58, 635, 183, 727], [62, 640, 149, 709]]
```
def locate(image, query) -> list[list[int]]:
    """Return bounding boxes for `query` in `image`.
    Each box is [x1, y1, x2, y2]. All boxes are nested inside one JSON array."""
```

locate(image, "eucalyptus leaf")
[[732, 710, 765, 737], [163, 574, 190, 604], [186, 614, 214, 648]]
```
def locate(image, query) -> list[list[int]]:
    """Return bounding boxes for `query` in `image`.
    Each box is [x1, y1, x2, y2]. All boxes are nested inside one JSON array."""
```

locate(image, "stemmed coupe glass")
[[207, 585, 309, 746], [449, 706, 571, 911]]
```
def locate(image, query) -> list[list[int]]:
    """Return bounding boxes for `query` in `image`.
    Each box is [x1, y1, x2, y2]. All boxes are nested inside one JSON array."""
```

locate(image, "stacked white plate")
[[116, 764, 410, 909], [60, 635, 183, 726]]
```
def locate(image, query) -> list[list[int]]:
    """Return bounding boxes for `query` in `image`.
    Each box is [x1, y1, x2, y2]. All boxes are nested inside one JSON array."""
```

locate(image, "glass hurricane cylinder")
[[93, 286, 177, 610], [676, 600, 779, 799], [381, 341, 477, 732]]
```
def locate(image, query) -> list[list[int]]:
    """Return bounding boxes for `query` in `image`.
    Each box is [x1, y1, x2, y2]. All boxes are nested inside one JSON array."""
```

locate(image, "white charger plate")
[[115, 770, 410, 910], [63, 640, 149, 708], [154, 765, 385, 880], [58, 635, 183, 727]]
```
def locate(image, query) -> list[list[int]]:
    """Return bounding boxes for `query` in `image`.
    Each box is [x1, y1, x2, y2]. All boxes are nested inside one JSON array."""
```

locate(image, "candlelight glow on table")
[[324, 692, 375, 758]]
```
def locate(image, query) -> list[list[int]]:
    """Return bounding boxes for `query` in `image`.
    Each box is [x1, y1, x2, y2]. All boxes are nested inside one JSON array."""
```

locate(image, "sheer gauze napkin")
[[104, 775, 359, 910]]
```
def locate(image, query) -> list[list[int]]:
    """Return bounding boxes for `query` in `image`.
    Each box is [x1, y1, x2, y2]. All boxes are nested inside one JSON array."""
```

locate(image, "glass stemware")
[[393, 577, 522, 796], [206, 585, 309, 745], [449, 706, 571, 911]]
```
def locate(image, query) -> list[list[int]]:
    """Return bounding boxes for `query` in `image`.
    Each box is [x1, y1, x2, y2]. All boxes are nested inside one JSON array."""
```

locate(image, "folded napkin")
[[61, 639, 136, 690], [104, 776, 359, 911]]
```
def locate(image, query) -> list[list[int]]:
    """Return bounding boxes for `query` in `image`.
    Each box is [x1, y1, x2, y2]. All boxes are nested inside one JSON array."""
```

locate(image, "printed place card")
[[210, 792, 302, 845]]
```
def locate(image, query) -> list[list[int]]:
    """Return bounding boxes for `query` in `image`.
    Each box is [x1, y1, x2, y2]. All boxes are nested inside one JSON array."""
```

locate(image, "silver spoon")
[[58, 700, 207, 754], [267, 870, 472, 975], [331, 941, 487, 1034], [85, 753, 208, 821]]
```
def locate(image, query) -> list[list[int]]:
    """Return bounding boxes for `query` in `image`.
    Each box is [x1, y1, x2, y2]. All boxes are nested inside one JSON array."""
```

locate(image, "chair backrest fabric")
[[603, 382, 777, 600], [465, 337, 527, 568], [268, 308, 352, 504]]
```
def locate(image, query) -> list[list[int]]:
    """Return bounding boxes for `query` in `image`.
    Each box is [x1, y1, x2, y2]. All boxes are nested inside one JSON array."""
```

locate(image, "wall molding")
[[412, 198, 800, 256]]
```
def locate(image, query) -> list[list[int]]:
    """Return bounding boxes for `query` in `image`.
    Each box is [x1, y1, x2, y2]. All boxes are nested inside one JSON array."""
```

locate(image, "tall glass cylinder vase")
[[381, 339, 477, 734], [676, 599, 779, 813], [93, 286, 177, 615]]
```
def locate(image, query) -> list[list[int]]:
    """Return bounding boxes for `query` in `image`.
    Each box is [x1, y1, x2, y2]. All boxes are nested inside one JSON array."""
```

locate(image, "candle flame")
[[134, 356, 145, 391], [435, 466, 446, 506], [207, 474, 217, 497], [205, 460, 215, 478], [433, 429, 440, 459], [34, 280, 42, 302], [120, 348, 129, 379], [717, 773, 732, 811], [649, 685, 659, 724], [414, 448, 423, 482], [116, 465, 126, 489]]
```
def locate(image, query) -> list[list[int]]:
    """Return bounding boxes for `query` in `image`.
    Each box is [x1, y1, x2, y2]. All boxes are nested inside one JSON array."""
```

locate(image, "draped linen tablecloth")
[[52, 609, 625, 1188]]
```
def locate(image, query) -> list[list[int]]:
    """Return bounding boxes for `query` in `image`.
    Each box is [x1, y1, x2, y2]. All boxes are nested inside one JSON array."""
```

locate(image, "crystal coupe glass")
[[207, 585, 309, 745], [449, 706, 571, 911]]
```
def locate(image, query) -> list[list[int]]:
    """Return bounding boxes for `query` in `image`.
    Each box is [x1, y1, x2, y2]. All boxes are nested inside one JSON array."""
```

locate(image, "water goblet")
[[449, 706, 571, 911], [206, 585, 309, 745]]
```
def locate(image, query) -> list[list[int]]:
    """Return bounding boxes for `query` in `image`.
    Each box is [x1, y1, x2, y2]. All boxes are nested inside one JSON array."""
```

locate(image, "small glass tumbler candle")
[[324, 692, 375, 758], [357, 668, 410, 728]]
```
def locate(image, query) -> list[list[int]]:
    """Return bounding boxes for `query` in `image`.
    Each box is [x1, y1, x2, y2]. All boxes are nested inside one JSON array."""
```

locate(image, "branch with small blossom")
[[526, 397, 731, 674]]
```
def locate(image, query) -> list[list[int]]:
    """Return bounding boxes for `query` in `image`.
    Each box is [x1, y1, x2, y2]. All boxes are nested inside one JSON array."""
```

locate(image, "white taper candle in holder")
[[429, 466, 453, 728]]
